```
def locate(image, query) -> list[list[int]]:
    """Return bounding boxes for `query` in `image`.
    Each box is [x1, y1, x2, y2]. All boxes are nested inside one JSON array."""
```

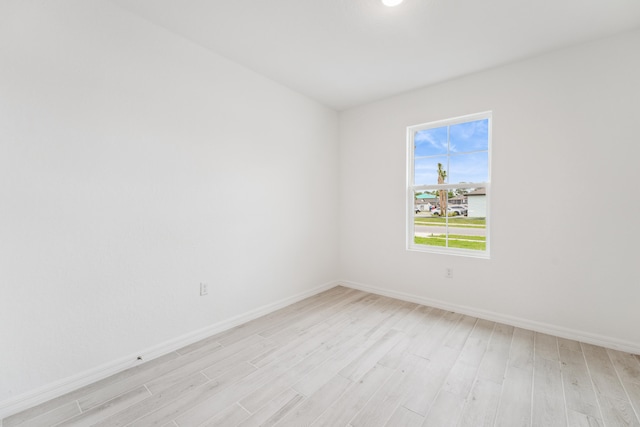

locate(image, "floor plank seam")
[[579, 341, 607, 424], [454, 320, 496, 425], [143, 384, 152, 397], [235, 401, 251, 416], [530, 332, 537, 427], [200, 371, 213, 381], [348, 362, 401, 426], [606, 348, 640, 424], [557, 339, 570, 427], [492, 328, 516, 427]]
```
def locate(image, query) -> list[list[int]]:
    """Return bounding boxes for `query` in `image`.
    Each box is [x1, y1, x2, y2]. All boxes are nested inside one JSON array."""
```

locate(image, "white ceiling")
[[109, 0, 640, 110]]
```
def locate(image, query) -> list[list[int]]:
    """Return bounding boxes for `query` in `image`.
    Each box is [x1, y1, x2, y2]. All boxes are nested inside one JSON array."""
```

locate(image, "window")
[[407, 112, 491, 258]]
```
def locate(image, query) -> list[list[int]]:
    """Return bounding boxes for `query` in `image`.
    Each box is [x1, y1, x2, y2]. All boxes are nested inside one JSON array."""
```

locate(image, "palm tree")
[[437, 163, 447, 213]]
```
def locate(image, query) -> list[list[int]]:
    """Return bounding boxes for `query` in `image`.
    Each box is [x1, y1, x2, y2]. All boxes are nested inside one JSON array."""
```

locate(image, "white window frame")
[[406, 111, 491, 258]]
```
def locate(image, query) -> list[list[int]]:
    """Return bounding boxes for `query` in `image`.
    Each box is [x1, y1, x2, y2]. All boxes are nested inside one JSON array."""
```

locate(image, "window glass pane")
[[414, 190, 437, 213], [414, 126, 448, 157], [449, 119, 489, 153], [466, 187, 487, 219], [413, 189, 487, 251], [414, 208, 448, 248], [449, 152, 488, 184], [444, 217, 486, 251], [414, 156, 447, 186]]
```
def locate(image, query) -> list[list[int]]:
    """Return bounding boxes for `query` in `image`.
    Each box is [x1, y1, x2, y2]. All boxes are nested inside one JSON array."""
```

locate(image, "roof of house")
[[467, 188, 486, 196], [415, 193, 437, 199]]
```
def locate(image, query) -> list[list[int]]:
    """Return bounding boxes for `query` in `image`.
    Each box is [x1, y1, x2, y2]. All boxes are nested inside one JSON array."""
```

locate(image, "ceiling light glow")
[[382, 0, 403, 6]]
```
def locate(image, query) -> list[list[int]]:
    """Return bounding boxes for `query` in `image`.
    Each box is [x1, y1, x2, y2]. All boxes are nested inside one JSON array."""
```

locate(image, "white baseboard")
[[0, 280, 339, 420], [339, 279, 640, 355]]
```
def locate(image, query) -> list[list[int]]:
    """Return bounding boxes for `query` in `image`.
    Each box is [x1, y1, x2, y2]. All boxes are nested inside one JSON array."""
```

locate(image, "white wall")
[[339, 29, 640, 350], [0, 1, 338, 405]]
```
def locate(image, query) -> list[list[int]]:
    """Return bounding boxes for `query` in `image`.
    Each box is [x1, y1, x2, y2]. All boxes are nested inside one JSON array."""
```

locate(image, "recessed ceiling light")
[[382, 0, 404, 7]]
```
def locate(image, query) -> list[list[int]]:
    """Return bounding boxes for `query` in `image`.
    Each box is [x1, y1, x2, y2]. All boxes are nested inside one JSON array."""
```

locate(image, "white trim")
[[407, 244, 491, 259], [408, 111, 493, 131], [413, 182, 487, 191], [339, 279, 640, 355], [0, 280, 339, 420]]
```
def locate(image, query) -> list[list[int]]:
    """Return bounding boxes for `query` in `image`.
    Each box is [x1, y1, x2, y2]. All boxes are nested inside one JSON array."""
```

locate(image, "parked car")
[[431, 207, 459, 216], [449, 205, 468, 216]]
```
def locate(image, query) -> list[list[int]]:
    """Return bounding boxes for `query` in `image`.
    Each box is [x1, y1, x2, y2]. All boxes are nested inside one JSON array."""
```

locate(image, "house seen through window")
[[407, 112, 491, 257]]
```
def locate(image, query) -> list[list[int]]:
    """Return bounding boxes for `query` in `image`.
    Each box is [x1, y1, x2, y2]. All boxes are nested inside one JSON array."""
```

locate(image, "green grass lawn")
[[414, 216, 486, 229], [414, 235, 486, 250]]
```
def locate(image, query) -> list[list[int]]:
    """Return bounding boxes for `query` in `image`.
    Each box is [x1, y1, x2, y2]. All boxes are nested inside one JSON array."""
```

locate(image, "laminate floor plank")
[[5, 287, 640, 427], [175, 319, 358, 426], [93, 372, 208, 427], [240, 318, 363, 413], [457, 378, 502, 426], [412, 311, 463, 360], [421, 390, 465, 426], [129, 361, 257, 426], [536, 332, 560, 361], [248, 320, 334, 369], [456, 319, 495, 366], [441, 320, 495, 398], [276, 375, 353, 426], [215, 287, 354, 347], [338, 329, 403, 381], [309, 363, 395, 427], [532, 355, 566, 427], [558, 346, 601, 420], [77, 343, 224, 411], [509, 327, 535, 369], [360, 299, 417, 340], [349, 353, 423, 427], [443, 315, 478, 351], [402, 307, 447, 353], [384, 406, 424, 427], [566, 409, 603, 427], [608, 348, 640, 381], [627, 382, 640, 423], [559, 337, 583, 353], [236, 388, 304, 427], [197, 403, 251, 427], [582, 344, 629, 400], [608, 347, 640, 422], [180, 288, 342, 353], [152, 336, 276, 393], [390, 305, 433, 334], [55, 386, 151, 427], [3, 351, 180, 427], [582, 343, 640, 425], [494, 327, 535, 427], [291, 301, 414, 397], [11, 402, 80, 427], [401, 344, 460, 416], [477, 323, 513, 384], [494, 365, 533, 427], [290, 324, 371, 396], [257, 288, 365, 339]]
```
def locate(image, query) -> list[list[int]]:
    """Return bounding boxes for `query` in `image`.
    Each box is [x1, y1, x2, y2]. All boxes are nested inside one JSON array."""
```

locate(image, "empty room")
[[1, 0, 640, 426]]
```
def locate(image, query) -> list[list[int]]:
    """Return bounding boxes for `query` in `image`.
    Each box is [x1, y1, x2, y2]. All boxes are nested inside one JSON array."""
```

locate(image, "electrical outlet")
[[200, 283, 208, 296], [445, 268, 453, 279]]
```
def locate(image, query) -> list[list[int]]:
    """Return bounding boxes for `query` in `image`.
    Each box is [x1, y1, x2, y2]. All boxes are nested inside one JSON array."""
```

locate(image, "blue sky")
[[414, 119, 489, 185]]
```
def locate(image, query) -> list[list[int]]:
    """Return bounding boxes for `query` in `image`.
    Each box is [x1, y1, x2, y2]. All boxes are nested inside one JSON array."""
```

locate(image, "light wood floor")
[[4, 286, 640, 426]]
